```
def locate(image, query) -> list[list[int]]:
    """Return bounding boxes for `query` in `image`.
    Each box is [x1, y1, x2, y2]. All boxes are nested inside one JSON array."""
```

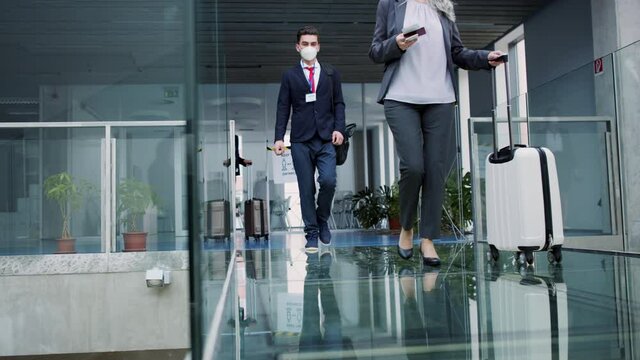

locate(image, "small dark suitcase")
[[244, 166, 269, 241], [244, 198, 269, 241], [205, 200, 230, 240]]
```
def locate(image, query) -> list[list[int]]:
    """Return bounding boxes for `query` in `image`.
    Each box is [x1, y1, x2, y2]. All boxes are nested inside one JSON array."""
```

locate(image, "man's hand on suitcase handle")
[[488, 51, 507, 67], [272, 140, 286, 155]]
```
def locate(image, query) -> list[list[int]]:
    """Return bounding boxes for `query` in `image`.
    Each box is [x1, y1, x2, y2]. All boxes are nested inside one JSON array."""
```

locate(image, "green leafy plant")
[[378, 185, 392, 219], [441, 171, 473, 234], [44, 172, 90, 239], [352, 182, 402, 230], [117, 178, 158, 233], [387, 181, 400, 220], [352, 187, 385, 229]]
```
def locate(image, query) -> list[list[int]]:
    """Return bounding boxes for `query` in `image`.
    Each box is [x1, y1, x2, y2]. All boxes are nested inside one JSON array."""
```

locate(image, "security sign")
[[272, 150, 297, 184]]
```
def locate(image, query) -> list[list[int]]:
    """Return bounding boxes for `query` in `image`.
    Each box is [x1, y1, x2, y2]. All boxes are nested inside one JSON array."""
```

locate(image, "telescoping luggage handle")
[[490, 54, 513, 159], [246, 163, 254, 200]]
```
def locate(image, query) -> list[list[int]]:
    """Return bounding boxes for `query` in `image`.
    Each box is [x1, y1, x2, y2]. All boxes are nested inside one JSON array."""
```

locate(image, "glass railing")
[[469, 49, 626, 250], [0, 126, 104, 255], [0, 120, 188, 256], [615, 40, 640, 252], [112, 126, 188, 252]]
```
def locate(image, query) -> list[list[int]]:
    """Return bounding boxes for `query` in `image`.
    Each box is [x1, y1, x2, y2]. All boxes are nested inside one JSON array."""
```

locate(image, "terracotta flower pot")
[[389, 217, 401, 230], [123, 232, 147, 252], [56, 238, 76, 254]]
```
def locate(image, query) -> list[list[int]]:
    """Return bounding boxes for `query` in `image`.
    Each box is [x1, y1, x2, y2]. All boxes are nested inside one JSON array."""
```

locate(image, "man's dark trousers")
[[291, 136, 336, 236]]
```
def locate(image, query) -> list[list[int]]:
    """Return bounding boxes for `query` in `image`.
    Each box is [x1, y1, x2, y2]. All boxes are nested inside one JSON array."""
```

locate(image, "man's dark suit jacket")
[[275, 63, 346, 143], [369, 0, 492, 104]]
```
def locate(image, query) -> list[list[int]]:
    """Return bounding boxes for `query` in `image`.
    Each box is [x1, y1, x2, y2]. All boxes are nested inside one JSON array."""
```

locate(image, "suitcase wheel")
[[547, 246, 562, 264], [265, 234, 269, 241], [516, 251, 535, 266], [245, 235, 249, 241], [525, 251, 534, 266], [488, 245, 500, 262]]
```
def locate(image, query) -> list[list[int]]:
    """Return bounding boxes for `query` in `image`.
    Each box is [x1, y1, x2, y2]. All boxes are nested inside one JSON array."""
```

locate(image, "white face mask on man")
[[299, 46, 318, 62]]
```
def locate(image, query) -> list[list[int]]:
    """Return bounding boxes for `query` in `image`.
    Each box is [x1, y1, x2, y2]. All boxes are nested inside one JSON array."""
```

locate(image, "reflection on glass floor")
[[220, 231, 640, 359]]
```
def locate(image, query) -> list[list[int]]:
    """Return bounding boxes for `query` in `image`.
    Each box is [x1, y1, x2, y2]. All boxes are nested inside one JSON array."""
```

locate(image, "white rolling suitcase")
[[488, 271, 568, 360], [485, 55, 564, 266]]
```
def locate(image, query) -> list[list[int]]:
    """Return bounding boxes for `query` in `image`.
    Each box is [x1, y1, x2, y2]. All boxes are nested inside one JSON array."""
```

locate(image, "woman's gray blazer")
[[369, 0, 492, 104]]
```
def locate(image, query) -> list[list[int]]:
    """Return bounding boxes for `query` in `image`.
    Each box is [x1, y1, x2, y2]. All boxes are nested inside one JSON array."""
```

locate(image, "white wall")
[[591, 0, 640, 251], [617, 0, 640, 49], [0, 270, 190, 356], [616, 41, 640, 252], [591, 0, 620, 58]]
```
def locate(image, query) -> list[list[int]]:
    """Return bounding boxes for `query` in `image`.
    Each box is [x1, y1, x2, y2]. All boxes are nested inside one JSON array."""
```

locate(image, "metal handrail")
[[0, 120, 187, 128], [470, 116, 613, 123], [202, 253, 237, 359]]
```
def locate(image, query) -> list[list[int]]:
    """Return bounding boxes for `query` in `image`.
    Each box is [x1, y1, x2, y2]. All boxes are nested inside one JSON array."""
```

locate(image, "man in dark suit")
[[273, 25, 346, 253], [234, 135, 252, 176]]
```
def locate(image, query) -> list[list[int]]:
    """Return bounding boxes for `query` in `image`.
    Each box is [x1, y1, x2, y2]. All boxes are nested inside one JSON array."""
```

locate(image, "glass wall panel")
[[220, 82, 375, 231], [616, 40, 640, 252], [1, 0, 209, 358], [263, 83, 294, 229], [530, 121, 612, 236], [194, 1, 233, 357], [470, 116, 615, 241], [471, 53, 620, 246], [225, 84, 270, 229], [0, 127, 103, 255], [475, 244, 634, 360], [1, 2, 188, 123], [47, 85, 186, 122], [527, 55, 617, 239], [1, 0, 193, 256], [112, 126, 187, 252]]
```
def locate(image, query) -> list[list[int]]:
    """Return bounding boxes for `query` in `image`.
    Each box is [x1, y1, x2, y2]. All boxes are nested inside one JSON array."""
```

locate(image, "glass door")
[[111, 125, 188, 252]]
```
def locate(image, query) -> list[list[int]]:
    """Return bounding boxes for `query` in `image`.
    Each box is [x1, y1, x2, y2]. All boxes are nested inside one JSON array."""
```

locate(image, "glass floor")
[[208, 230, 640, 359]]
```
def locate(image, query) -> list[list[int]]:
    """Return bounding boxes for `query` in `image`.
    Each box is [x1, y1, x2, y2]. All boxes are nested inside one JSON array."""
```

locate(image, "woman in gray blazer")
[[369, 0, 504, 266]]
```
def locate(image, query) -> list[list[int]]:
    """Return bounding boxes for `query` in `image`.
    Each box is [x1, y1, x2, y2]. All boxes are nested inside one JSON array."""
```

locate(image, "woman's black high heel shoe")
[[420, 244, 441, 267], [422, 256, 441, 267], [397, 229, 414, 260], [397, 246, 413, 260]]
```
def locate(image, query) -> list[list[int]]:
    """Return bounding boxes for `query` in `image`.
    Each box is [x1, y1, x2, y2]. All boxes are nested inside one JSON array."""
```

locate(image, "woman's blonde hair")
[[431, 0, 456, 22]]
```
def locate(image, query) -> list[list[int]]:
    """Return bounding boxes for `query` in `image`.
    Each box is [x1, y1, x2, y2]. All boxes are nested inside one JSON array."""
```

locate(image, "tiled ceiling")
[[0, 0, 551, 89], [214, 0, 552, 83]]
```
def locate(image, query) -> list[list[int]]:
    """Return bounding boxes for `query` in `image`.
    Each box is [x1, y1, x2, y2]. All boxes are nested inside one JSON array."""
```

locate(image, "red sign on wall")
[[594, 58, 604, 75]]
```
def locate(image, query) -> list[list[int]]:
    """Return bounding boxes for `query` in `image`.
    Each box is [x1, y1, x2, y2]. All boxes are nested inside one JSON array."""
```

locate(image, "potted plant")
[[43, 172, 87, 253], [117, 178, 158, 252], [352, 187, 385, 229], [381, 181, 401, 230]]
